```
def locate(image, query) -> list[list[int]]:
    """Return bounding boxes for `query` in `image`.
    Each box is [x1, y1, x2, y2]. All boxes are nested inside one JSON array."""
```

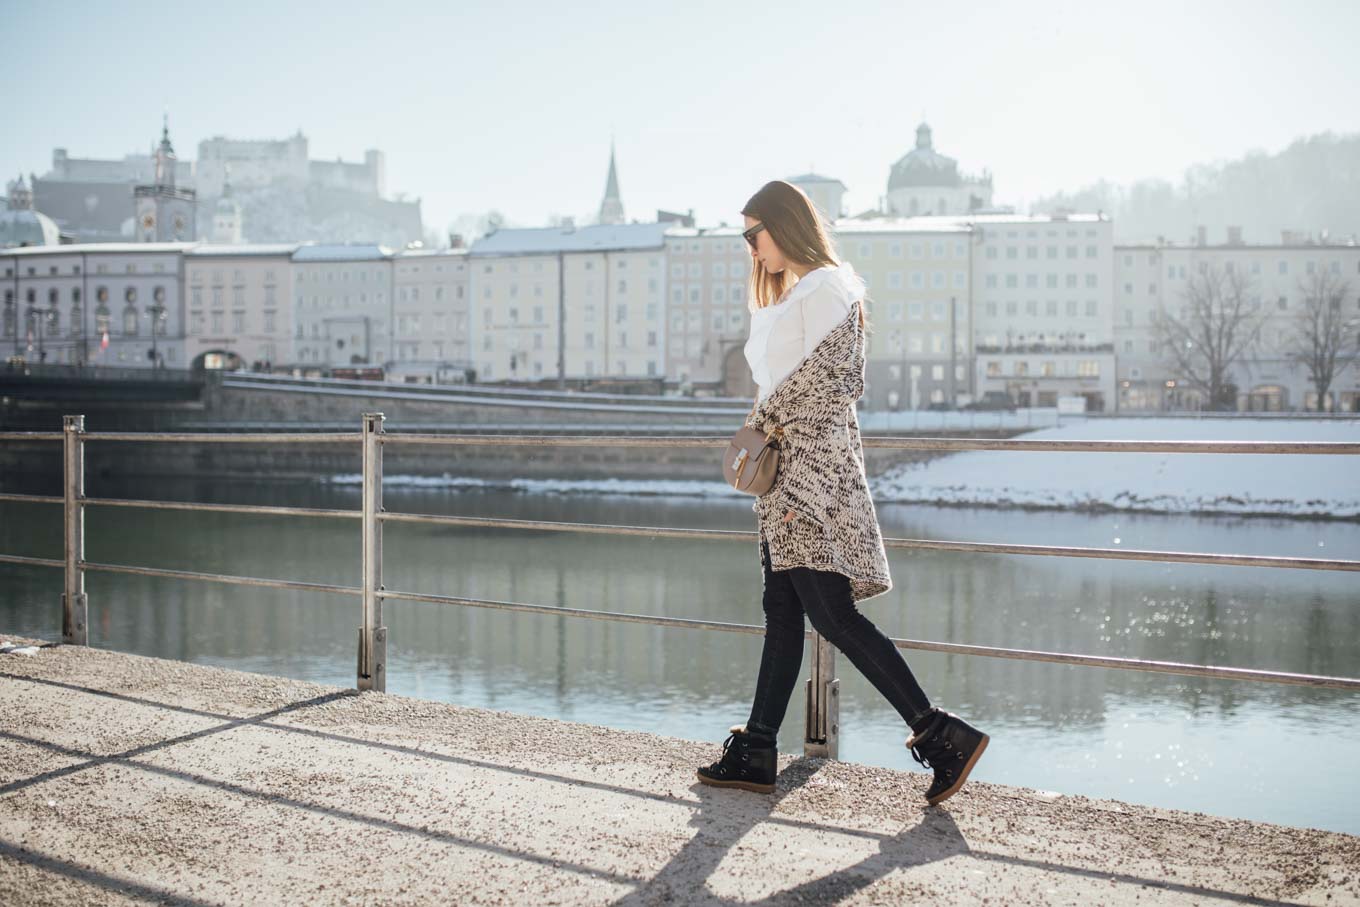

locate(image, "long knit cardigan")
[[745, 299, 893, 602]]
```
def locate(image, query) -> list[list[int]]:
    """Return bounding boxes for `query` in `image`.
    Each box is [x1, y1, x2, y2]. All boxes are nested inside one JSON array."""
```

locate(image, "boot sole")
[[925, 733, 989, 806], [695, 771, 775, 794]]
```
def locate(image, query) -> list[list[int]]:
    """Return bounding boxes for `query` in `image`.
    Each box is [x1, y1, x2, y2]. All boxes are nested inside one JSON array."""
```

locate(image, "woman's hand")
[[781, 509, 796, 523]]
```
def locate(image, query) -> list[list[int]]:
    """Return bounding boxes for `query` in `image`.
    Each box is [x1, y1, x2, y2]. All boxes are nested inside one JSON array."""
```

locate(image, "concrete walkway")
[[1, 637, 1356, 906]]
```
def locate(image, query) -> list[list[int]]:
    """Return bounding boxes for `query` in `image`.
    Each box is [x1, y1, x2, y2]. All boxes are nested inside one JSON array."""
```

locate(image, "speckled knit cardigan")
[[745, 300, 893, 603]]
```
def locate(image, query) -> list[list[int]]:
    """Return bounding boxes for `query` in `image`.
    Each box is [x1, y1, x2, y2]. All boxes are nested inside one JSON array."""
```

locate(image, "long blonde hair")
[[740, 180, 868, 330]]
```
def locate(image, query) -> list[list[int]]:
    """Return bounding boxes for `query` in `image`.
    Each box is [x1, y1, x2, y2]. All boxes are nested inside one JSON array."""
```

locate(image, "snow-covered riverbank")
[[875, 417, 1359, 519]]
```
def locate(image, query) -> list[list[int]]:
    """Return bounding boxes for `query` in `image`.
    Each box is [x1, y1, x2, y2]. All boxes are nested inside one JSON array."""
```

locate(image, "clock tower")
[[133, 114, 196, 242]]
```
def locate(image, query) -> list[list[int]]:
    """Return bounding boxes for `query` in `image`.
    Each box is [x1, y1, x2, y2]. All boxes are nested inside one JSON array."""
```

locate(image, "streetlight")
[[146, 286, 167, 368], [25, 297, 51, 364]]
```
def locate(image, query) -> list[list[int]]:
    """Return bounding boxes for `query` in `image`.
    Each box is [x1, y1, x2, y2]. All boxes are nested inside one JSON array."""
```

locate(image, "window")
[[931, 365, 944, 380], [986, 361, 1001, 377], [1014, 360, 1028, 376], [1085, 246, 1097, 258], [1066, 300, 1078, 317], [1085, 300, 1097, 317], [1026, 274, 1038, 289], [985, 301, 997, 317], [985, 274, 997, 289]]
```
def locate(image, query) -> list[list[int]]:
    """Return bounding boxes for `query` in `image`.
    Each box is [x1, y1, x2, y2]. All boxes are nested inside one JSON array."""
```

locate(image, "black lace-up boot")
[[696, 724, 777, 793], [906, 708, 989, 806]]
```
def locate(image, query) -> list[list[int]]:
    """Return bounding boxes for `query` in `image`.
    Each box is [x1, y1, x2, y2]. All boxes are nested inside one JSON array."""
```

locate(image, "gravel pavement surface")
[[1, 637, 1356, 906]]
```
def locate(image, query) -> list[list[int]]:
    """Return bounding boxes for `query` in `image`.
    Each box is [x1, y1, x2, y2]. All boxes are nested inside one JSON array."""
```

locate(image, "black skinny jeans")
[[748, 539, 933, 734]]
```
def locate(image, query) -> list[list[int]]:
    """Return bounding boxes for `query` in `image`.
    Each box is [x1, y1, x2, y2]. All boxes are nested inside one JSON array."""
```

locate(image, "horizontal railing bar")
[[0, 492, 62, 505], [883, 637, 1360, 691], [82, 497, 361, 520], [0, 553, 64, 569], [5, 494, 1351, 572], [384, 433, 727, 448], [859, 437, 1360, 454], [377, 587, 1360, 691], [888, 537, 1360, 572], [6, 429, 1356, 455], [7, 548, 1354, 690], [379, 589, 768, 636], [80, 560, 361, 596], [380, 433, 1360, 454], [379, 510, 1360, 572], [78, 432, 360, 444], [0, 432, 64, 442]]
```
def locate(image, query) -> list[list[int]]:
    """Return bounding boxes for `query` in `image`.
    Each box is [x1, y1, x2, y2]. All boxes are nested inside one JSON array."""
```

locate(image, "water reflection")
[[1, 476, 1357, 834]]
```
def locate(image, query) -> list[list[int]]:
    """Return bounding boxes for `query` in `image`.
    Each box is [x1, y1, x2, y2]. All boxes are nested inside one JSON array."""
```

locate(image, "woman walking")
[[696, 180, 989, 807]]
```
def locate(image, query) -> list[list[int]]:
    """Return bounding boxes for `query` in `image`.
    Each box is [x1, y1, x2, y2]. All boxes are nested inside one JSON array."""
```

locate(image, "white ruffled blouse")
[[744, 262, 865, 402]]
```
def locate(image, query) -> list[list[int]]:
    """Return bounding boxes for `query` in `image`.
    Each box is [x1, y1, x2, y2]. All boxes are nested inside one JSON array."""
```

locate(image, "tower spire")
[[597, 140, 624, 225]]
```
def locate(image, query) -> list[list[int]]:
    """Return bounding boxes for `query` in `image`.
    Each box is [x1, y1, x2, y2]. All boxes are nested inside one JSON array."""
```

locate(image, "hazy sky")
[[4, 0, 1357, 236]]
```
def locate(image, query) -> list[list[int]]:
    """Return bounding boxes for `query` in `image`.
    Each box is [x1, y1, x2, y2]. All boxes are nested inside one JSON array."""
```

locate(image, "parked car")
[[961, 392, 1015, 412]]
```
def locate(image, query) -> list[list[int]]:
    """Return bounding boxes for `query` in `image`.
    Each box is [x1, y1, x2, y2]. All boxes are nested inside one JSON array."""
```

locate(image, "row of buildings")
[[5, 216, 1358, 412], [5, 121, 1356, 412]]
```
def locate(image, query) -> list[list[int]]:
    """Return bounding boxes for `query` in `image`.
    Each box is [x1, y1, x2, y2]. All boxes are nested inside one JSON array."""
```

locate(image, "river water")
[[2, 476, 1357, 835]]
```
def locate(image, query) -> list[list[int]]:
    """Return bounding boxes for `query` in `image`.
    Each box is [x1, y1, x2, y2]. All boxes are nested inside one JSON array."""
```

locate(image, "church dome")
[[2, 175, 61, 247], [887, 122, 961, 190]]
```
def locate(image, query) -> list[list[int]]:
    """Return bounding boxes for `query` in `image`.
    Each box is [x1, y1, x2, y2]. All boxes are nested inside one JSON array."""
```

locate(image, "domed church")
[[1, 174, 62, 248], [886, 122, 993, 216]]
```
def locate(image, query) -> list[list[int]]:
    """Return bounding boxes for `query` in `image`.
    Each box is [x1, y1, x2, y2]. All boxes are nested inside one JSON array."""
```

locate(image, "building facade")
[[967, 213, 1115, 410], [3, 243, 193, 367], [468, 224, 669, 386], [291, 244, 394, 369], [1113, 236, 1360, 412], [661, 227, 753, 395], [833, 220, 975, 410], [183, 245, 297, 370], [390, 249, 471, 382]]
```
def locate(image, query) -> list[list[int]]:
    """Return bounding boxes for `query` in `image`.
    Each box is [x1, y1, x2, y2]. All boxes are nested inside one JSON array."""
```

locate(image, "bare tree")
[[1285, 270, 1359, 411], [1154, 262, 1268, 410]]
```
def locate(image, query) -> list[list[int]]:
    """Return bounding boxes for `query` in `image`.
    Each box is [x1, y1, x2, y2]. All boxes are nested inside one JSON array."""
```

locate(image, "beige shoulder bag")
[[722, 396, 783, 496]]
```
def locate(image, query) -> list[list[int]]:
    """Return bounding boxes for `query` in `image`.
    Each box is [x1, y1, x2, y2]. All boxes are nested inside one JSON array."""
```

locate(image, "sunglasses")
[[742, 222, 766, 249]]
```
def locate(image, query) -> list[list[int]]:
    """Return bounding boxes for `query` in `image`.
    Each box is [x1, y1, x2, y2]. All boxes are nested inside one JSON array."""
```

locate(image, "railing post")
[[803, 632, 839, 759], [357, 412, 386, 692], [62, 414, 88, 645]]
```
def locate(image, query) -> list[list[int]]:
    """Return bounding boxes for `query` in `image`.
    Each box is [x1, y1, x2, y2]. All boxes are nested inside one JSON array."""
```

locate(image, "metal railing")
[[1, 413, 1358, 760]]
